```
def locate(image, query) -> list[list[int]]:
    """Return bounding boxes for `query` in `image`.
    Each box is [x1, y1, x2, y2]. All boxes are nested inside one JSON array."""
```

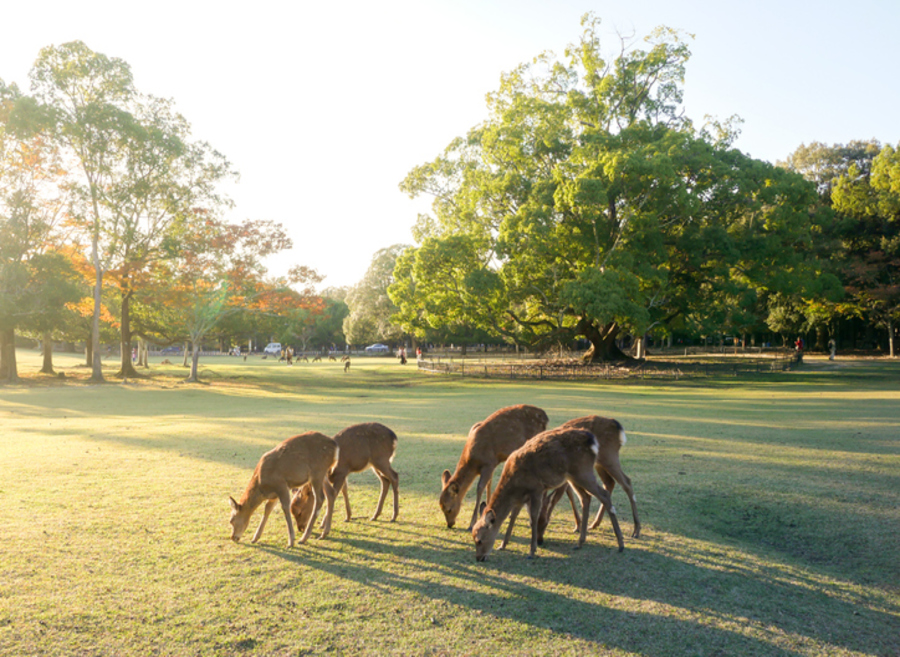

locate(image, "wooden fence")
[[416, 352, 798, 381]]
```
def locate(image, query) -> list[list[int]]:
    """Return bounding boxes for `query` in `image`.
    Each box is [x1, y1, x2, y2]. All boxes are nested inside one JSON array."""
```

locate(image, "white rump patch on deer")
[[590, 440, 599, 456], [619, 429, 627, 446], [610, 506, 617, 515]]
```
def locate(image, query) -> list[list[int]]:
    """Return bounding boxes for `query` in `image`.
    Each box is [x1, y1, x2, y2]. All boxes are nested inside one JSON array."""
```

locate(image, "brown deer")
[[228, 431, 338, 548], [291, 423, 399, 534], [312, 355, 322, 362], [537, 415, 640, 542], [439, 404, 548, 530], [471, 428, 626, 561]]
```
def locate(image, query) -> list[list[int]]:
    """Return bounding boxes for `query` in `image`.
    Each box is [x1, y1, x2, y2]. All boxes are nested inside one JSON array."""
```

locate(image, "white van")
[[264, 342, 282, 355]]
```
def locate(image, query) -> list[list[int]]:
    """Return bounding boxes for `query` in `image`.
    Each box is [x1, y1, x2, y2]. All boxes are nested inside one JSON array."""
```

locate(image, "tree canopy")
[[391, 14, 836, 361]]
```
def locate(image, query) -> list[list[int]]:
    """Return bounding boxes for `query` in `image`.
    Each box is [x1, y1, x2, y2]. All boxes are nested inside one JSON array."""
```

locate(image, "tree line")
[[3, 17, 899, 385]]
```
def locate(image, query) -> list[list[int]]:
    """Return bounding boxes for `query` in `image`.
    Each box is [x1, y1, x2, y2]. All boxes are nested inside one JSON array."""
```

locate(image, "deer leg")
[[564, 485, 582, 533], [589, 469, 616, 530], [389, 468, 399, 521], [330, 470, 351, 521], [468, 467, 494, 530], [573, 485, 592, 550], [342, 482, 352, 521], [527, 494, 545, 558], [598, 460, 640, 538], [499, 504, 522, 550], [582, 477, 625, 552], [537, 485, 567, 546], [251, 498, 277, 544], [316, 478, 337, 539], [276, 489, 296, 548], [299, 480, 325, 542], [371, 466, 391, 520]]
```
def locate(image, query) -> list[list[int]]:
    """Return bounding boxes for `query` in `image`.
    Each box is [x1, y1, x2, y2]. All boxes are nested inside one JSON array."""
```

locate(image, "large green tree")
[[831, 143, 900, 356], [393, 15, 832, 361]]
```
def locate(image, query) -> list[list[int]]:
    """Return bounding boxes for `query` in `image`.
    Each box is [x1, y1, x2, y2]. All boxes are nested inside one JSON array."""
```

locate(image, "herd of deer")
[[228, 404, 640, 561]]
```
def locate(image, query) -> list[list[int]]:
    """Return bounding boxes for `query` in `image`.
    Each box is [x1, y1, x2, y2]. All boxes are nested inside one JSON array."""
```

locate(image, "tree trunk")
[[889, 317, 896, 358], [89, 231, 104, 383], [0, 328, 19, 383], [85, 338, 93, 367], [185, 344, 201, 382], [117, 291, 141, 378], [40, 331, 55, 375], [182, 342, 190, 367], [579, 320, 632, 363]]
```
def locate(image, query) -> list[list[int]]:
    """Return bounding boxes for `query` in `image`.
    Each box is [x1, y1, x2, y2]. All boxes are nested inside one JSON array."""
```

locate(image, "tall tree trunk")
[[182, 342, 190, 367], [579, 319, 631, 363], [85, 337, 93, 367], [0, 328, 19, 383], [40, 331, 55, 375], [117, 290, 141, 378], [89, 229, 105, 383]]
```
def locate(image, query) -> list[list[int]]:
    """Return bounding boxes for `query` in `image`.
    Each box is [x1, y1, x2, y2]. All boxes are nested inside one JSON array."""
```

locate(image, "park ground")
[[0, 350, 898, 656]]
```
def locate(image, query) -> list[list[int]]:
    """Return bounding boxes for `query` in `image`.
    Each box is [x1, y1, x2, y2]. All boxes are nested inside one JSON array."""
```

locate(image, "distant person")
[[828, 338, 836, 361]]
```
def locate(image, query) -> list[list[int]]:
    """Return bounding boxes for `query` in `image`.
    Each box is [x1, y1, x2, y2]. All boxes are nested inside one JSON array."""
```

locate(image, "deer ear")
[[441, 470, 451, 486], [479, 501, 487, 516], [228, 496, 240, 511]]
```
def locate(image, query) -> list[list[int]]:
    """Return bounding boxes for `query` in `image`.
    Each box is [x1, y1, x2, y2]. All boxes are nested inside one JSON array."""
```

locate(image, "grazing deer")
[[472, 428, 626, 561], [312, 355, 322, 362], [537, 415, 640, 542], [297, 355, 308, 363], [340, 355, 350, 362], [291, 423, 399, 534], [328, 355, 337, 362], [440, 404, 548, 530], [228, 432, 338, 547], [344, 359, 351, 372]]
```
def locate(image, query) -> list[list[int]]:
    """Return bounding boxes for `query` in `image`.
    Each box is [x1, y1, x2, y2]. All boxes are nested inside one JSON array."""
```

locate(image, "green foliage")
[[343, 245, 407, 346], [396, 15, 826, 360]]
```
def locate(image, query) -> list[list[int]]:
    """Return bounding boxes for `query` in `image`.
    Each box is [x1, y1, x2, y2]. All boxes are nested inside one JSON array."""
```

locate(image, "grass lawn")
[[1, 350, 898, 656]]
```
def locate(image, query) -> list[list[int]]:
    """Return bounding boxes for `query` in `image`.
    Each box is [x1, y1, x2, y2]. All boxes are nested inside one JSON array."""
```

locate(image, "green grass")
[[1, 350, 898, 656]]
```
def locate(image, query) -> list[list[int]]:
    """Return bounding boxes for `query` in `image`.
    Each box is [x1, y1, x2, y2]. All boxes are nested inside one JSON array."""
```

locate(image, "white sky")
[[2, 0, 897, 289]]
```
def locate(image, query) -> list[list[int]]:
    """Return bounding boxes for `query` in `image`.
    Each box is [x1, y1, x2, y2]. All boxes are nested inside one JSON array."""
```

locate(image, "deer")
[[439, 404, 548, 530], [344, 359, 351, 372], [536, 415, 640, 543], [328, 354, 337, 362], [228, 431, 338, 548], [291, 423, 399, 534], [312, 355, 322, 362], [471, 427, 626, 561]]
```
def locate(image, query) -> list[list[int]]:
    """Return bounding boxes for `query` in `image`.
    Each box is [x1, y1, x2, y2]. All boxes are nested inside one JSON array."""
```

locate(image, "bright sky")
[[2, 0, 897, 290]]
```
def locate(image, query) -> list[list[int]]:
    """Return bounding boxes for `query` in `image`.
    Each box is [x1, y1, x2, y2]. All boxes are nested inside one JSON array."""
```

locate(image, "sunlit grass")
[[0, 349, 898, 655]]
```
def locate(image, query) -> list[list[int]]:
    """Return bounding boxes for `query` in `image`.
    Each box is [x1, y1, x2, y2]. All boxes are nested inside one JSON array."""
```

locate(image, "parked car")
[[364, 343, 390, 354], [264, 342, 282, 355]]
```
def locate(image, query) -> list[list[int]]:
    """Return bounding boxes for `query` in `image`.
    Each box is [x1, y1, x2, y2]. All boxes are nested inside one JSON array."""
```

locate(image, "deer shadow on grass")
[[250, 517, 898, 657]]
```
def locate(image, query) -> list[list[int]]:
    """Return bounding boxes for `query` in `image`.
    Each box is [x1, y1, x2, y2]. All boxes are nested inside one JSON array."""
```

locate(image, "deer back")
[[465, 404, 549, 464], [333, 422, 397, 473], [561, 415, 624, 448], [251, 431, 338, 499]]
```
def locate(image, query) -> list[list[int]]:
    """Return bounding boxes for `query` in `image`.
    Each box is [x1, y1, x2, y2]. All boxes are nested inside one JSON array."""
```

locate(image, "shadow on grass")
[[249, 520, 898, 657]]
